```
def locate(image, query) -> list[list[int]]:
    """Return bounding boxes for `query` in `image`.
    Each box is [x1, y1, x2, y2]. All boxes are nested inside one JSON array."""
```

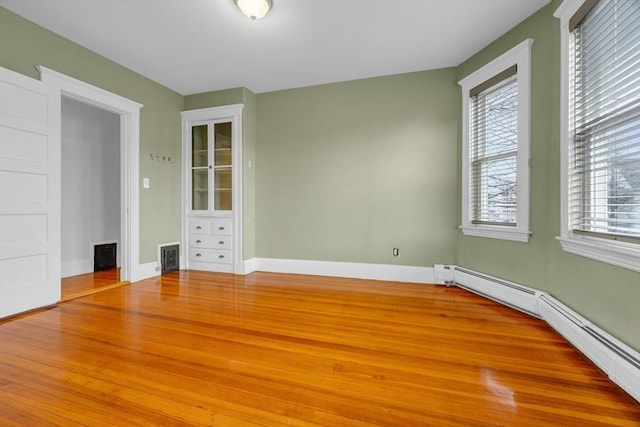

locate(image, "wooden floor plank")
[[60, 268, 123, 301], [1, 270, 638, 426]]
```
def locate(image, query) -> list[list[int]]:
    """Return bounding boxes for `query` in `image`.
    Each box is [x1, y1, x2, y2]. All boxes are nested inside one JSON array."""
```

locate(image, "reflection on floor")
[[4, 270, 638, 425], [60, 268, 127, 302]]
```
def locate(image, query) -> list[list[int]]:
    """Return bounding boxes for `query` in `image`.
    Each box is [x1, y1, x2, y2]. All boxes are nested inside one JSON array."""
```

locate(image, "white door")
[[0, 66, 61, 318]]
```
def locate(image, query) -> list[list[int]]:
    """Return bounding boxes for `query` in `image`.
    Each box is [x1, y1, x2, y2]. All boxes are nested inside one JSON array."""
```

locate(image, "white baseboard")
[[251, 258, 435, 283], [130, 261, 159, 282], [129, 255, 187, 283], [61, 259, 93, 278], [452, 265, 640, 403], [238, 258, 255, 275]]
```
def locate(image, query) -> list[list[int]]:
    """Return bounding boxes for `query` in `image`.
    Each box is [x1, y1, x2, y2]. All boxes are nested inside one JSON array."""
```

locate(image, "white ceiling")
[[1, 0, 550, 95]]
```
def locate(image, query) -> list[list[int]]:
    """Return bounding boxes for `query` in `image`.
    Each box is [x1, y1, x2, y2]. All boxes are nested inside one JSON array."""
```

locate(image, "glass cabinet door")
[[190, 121, 233, 212], [191, 125, 208, 211], [213, 122, 232, 211]]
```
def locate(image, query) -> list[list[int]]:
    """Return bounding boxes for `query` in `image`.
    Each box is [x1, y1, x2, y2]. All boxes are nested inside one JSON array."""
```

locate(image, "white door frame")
[[38, 66, 142, 282]]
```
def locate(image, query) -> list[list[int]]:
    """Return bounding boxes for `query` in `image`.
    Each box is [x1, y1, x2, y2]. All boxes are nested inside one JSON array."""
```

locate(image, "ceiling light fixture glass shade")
[[234, 0, 272, 20]]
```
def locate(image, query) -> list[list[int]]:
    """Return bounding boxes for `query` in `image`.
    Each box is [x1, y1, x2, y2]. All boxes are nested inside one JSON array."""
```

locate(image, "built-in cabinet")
[[182, 104, 243, 273]]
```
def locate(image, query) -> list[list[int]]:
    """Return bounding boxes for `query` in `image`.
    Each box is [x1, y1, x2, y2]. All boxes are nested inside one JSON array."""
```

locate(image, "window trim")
[[458, 39, 533, 243], [555, 0, 640, 272]]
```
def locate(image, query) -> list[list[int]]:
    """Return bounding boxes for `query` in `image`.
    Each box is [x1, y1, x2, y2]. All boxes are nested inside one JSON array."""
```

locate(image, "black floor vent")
[[161, 244, 180, 274], [94, 242, 117, 272]]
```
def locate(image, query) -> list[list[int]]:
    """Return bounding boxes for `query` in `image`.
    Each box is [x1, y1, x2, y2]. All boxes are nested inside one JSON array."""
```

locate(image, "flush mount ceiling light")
[[234, 0, 272, 20]]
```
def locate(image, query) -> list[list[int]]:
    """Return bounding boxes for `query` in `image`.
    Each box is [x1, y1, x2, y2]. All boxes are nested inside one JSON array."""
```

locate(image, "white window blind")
[[570, 0, 640, 241], [470, 72, 519, 225]]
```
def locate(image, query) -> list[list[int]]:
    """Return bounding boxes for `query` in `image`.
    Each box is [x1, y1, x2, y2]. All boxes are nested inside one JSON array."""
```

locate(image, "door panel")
[[0, 66, 61, 318]]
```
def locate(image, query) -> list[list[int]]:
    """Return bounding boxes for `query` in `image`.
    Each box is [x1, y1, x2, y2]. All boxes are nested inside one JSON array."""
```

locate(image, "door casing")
[[38, 66, 143, 283]]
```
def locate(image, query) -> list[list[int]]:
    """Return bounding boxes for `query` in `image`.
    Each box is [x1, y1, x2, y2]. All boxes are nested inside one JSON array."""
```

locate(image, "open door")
[[0, 66, 61, 317]]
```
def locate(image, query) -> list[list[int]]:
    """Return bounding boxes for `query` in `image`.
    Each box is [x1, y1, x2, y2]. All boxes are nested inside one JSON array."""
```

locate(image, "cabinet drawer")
[[189, 235, 232, 249], [189, 248, 232, 264], [189, 220, 211, 234], [211, 219, 232, 236]]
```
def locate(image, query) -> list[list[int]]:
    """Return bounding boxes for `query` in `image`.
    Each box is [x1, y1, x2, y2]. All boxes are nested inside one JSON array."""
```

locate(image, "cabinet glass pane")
[[213, 122, 232, 211], [192, 125, 208, 168], [192, 169, 208, 211], [214, 167, 232, 211], [214, 122, 232, 167]]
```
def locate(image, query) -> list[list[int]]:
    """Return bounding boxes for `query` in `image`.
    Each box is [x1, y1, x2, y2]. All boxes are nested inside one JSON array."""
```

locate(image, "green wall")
[[0, 6, 184, 265], [254, 70, 459, 266], [184, 88, 257, 260], [456, 0, 640, 352]]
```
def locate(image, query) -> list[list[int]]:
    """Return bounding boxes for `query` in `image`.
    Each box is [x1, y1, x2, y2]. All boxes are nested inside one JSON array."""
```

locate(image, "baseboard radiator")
[[450, 265, 640, 402], [453, 266, 543, 318], [538, 294, 640, 402]]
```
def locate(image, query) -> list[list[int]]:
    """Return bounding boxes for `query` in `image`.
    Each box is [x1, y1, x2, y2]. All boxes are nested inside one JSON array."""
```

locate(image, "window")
[[459, 39, 533, 242], [556, 0, 640, 271], [471, 69, 518, 226]]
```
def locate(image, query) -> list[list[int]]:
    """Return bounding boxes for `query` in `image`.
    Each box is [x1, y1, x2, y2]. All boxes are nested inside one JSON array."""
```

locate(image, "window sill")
[[556, 235, 640, 272], [460, 225, 531, 242]]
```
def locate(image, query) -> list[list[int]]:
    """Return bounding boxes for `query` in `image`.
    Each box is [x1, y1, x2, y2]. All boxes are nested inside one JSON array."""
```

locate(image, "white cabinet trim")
[[182, 105, 244, 273]]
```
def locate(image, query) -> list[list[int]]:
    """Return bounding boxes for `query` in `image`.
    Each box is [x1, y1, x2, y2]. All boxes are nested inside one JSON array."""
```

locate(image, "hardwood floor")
[[1, 270, 638, 426], [60, 268, 126, 302]]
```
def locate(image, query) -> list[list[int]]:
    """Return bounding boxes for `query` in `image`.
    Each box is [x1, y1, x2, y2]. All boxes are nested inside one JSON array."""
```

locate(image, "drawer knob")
[[219, 241, 224, 245], [196, 253, 202, 257], [196, 226, 202, 230], [218, 226, 225, 230], [196, 240, 202, 243], [218, 255, 225, 259]]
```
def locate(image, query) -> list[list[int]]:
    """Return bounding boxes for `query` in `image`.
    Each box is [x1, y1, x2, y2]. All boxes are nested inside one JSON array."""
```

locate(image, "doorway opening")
[[60, 97, 123, 299]]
